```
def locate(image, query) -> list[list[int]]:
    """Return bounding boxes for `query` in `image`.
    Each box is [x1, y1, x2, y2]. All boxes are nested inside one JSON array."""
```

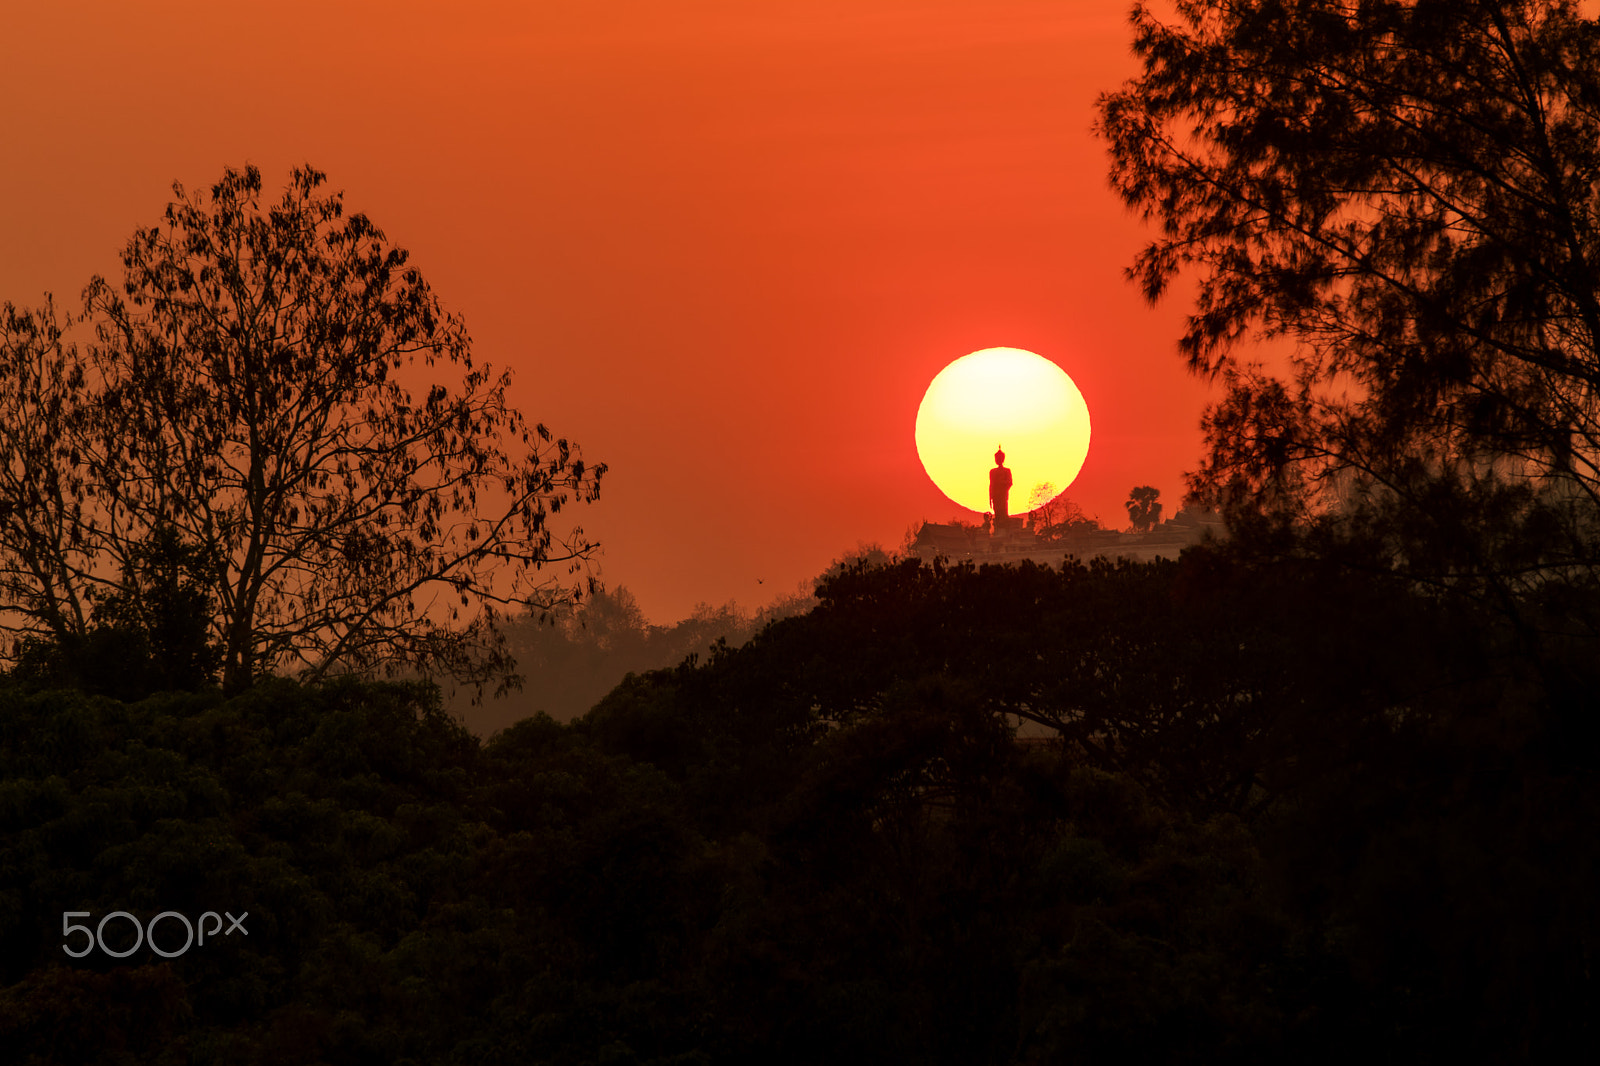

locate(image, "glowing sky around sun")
[[0, 0, 1215, 622]]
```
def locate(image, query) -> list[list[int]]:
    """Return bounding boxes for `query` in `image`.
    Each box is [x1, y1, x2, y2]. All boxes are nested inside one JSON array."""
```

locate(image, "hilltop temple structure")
[[910, 504, 1226, 567]]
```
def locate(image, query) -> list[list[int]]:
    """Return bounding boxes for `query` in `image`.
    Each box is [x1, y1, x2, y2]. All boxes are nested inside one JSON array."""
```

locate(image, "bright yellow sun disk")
[[915, 347, 1091, 514]]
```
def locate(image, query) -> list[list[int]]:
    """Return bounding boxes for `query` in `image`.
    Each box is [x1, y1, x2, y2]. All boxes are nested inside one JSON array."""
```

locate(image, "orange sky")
[[1, 0, 1215, 623]]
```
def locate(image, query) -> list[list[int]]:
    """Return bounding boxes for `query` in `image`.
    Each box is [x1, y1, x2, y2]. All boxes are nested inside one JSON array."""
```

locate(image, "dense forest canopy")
[[2, 548, 1593, 1062]]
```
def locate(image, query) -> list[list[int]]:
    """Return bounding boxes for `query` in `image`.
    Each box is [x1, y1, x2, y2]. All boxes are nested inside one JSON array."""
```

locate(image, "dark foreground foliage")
[[1, 549, 1595, 1064]]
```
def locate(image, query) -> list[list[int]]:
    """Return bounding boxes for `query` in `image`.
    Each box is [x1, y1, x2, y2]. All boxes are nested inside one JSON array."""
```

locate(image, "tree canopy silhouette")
[[1099, 0, 1600, 542], [1125, 485, 1162, 532], [0, 165, 604, 693]]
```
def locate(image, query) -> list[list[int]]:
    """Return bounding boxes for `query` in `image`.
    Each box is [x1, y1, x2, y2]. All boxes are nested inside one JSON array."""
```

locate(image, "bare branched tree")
[[0, 298, 98, 647], [1, 165, 604, 694]]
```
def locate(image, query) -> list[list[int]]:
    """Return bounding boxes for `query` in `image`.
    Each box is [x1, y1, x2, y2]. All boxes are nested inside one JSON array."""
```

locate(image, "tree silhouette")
[[1125, 485, 1162, 533], [1026, 481, 1096, 541], [9, 524, 221, 699], [91, 524, 223, 692], [0, 298, 95, 652], [0, 165, 604, 694], [1099, 1, 1600, 537]]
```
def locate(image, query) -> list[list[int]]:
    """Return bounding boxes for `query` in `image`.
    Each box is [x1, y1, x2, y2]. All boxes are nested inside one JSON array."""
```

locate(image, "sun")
[[915, 347, 1091, 514]]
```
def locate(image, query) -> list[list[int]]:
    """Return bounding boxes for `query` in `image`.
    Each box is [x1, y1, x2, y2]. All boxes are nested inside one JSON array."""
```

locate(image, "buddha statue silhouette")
[[989, 447, 1012, 531]]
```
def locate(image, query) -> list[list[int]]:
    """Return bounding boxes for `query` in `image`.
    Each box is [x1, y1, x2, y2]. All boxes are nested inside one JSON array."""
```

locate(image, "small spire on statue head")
[[995, 445, 1005, 465]]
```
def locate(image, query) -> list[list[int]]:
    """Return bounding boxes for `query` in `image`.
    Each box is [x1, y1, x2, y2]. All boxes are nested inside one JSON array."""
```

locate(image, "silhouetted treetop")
[[0, 165, 604, 694], [1125, 485, 1162, 533], [1100, 1, 1600, 528]]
